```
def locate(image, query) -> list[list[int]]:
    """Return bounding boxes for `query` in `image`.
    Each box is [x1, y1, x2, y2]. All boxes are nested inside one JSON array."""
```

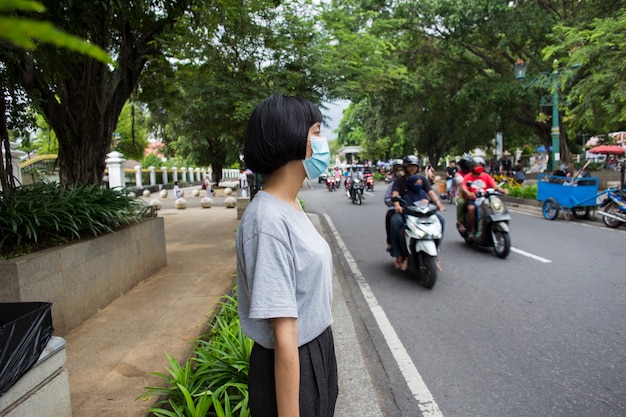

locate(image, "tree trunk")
[[0, 79, 16, 193], [211, 162, 223, 185]]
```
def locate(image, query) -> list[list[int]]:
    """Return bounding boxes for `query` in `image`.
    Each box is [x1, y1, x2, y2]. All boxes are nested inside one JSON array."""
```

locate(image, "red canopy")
[[588, 145, 625, 155]]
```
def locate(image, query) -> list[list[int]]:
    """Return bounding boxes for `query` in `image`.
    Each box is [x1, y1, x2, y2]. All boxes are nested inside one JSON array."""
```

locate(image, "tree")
[[544, 9, 626, 135], [141, 0, 337, 183], [322, 0, 623, 168], [1, 0, 192, 186], [1, 0, 111, 193]]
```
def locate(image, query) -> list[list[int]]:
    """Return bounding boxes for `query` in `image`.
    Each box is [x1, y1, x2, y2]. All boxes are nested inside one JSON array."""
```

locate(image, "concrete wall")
[[0, 217, 166, 336]]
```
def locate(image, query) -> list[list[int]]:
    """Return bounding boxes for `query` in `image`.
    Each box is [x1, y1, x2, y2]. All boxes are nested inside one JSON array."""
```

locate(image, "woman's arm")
[[271, 317, 300, 417]]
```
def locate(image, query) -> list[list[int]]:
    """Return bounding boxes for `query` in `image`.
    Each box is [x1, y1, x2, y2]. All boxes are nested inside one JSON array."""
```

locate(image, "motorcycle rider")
[[461, 156, 508, 239], [384, 159, 405, 253], [390, 155, 445, 270], [348, 164, 364, 199], [445, 160, 459, 199], [333, 166, 342, 185], [455, 156, 473, 232]]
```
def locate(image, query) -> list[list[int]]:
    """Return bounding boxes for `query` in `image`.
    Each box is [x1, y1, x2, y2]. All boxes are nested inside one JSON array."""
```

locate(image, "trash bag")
[[0, 302, 54, 396]]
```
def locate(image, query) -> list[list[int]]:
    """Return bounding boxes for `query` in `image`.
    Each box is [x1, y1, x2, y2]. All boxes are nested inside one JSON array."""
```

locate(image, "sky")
[[321, 99, 350, 141]]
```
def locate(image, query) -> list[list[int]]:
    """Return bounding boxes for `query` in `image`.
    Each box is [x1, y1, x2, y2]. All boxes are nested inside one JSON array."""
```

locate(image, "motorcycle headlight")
[[491, 197, 504, 212]]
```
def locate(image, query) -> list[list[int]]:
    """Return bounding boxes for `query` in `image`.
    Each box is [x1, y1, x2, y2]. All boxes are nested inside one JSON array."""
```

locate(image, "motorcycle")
[[364, 174, 375, 192], [326, 175, 336, 191], [391, 197, 442, 289], [456, 187, 512, 258], [348, 178, 364, 205], [599, 189, 626, 227], [599, 166, 626, 228]]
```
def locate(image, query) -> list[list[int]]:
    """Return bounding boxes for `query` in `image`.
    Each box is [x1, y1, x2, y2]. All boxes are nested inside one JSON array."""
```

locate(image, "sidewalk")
[[63, 187, 384, 417]]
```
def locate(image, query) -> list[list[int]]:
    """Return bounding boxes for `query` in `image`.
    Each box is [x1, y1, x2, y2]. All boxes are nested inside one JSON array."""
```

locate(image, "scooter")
[[326, 175, 336, 191], [391, 197, 442, 289], [348, 178, 364, 205], [457, 188, 512, 258], [599, 166, 626, 228], [364, 174, 375, 191]]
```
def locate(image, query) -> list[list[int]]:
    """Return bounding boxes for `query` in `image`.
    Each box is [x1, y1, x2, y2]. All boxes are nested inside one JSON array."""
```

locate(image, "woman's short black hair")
[[244, 94, 322, 175]]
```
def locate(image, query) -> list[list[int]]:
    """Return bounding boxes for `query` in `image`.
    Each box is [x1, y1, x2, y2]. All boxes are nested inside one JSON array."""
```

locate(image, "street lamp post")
[[514, 58, 568, 171]]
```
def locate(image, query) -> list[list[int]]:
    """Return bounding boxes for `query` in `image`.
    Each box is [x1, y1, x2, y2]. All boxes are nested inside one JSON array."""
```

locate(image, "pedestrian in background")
[[239, 168, 249, 197], [236, 93, 338, 417], [202, 176, 213, 198], [173, 181, 181, 199]]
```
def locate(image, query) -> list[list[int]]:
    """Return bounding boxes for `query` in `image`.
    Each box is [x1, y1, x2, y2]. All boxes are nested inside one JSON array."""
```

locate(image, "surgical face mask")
[[303, 136, 330, 180], [473, 166, 484, 175], [395, 170, 405, 178]]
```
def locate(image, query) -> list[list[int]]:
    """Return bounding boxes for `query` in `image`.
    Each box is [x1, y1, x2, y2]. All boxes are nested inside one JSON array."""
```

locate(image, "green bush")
[[142, 293, 253, 417], [0, 182, 154, 259], [507, 184, 538, 200]]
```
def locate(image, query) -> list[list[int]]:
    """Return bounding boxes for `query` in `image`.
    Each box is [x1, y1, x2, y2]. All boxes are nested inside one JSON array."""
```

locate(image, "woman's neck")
[[261, 160, 306, 210]]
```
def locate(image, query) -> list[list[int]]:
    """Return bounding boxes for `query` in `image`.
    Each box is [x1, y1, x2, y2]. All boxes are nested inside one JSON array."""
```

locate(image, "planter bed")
[[0, 217, 166, 336]]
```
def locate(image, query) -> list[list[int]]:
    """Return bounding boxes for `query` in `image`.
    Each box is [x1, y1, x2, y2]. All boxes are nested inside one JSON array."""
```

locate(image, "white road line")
[[323, 214, 444, 417], [511, 247, 552, 263]]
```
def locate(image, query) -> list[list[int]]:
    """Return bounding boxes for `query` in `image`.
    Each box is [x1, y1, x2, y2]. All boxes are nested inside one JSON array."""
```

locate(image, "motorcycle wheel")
[[572, 206, 590, 219], [492, 229, 511, 259], [416, 251, 437, 289], [355, 192, 362, 205], [542, 198, 560, 220], [602, 202, 622, 228]]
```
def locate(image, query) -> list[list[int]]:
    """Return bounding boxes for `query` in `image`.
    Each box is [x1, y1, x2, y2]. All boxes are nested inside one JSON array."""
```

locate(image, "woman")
[[236, 94, 338, 417]]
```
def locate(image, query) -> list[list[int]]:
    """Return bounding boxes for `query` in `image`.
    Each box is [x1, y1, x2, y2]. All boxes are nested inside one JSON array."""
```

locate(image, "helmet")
[[403, 155, 419, 167], [391, 159, 404, 170], [472, 156, 485, 167], [459, 156, 472, 172]]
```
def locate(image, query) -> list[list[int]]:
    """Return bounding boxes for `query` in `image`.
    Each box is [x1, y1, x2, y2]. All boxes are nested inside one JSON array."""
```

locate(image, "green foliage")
[[0, 182, 154, 259], [114, 101, 149, 160], [141, 294, 252, 417], [545, 8, 626, 133], [142, 153, 164, 168], [507, 184, 538, 200], [0, 0, 112, 63]]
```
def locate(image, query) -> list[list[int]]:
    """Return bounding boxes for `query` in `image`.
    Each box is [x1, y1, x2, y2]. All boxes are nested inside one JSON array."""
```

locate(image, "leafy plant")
[[142, 294, 253, 417], [0, 181, 154, 259], [507, 184, 538, 200]]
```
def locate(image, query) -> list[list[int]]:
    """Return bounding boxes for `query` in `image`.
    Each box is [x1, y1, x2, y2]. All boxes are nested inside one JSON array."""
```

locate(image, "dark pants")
[[385, 209, 394, 245], [248, 326, 338, 417]]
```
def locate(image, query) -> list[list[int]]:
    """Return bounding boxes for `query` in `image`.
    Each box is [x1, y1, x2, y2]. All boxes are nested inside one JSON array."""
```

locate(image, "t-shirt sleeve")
[[391, 178, 403, 194], [485, 174, 497, 189], [242, 231, 298, 320], [422, 176, 433, 193]]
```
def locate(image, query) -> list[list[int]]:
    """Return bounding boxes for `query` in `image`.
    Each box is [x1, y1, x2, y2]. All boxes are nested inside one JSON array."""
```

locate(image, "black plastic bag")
[[0, 302, 54, 396]]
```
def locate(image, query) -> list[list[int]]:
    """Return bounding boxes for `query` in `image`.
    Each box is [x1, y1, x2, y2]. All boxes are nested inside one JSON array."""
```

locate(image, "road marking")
[[511, 247, 552, 263], [324, 214, 444, 417]]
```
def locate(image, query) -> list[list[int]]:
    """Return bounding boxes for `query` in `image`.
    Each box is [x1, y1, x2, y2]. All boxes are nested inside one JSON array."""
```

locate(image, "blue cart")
[[536, 174, 601, 220]]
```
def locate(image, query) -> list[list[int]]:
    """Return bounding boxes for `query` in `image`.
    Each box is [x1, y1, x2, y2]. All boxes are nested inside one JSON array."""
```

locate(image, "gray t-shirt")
[[236, 191, 333, 349]]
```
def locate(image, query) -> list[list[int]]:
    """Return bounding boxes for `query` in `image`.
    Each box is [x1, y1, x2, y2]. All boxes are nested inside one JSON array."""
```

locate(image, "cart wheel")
[[572, 207, 590, 220], [542, 198, 560, 220]]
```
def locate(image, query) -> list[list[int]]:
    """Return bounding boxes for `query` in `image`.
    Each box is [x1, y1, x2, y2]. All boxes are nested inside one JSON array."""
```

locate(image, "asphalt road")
[[300, 179, 626, 417]]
